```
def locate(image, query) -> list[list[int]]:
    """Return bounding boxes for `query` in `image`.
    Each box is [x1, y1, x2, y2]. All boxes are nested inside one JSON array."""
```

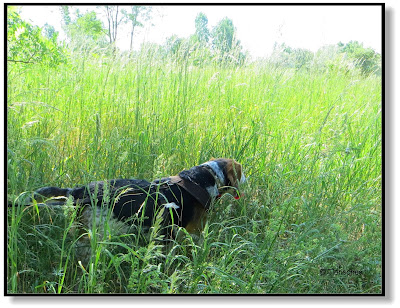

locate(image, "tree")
[[74, 11, 105, 42], [163, 14, 246, 66], [122, 6, 153, 51], [271, 43, 314, 70], [60, 7, 107, 52], [212, 17, 235, 55], [60, 6, 71, 28], [195, 12, 210, 45], [165, 35, 184, 56], [104, 6, 122, 45], [211, 17, 246, 65], [293, 48, 313, 70], [7, 7, 66, 66], [338, 41, 381, 76], [43, 23, 56, 41]]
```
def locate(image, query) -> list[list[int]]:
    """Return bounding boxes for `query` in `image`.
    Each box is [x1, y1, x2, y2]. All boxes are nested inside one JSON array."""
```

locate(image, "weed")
[[6, 51, 381, 294]]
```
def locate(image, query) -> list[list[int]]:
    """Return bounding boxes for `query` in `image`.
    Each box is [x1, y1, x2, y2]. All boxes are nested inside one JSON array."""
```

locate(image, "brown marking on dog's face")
[[208, 158, 246, 198], [225, 159, 245, 188]]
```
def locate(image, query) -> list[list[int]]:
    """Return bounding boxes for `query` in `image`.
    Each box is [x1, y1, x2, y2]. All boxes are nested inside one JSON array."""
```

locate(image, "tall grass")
[[7, 47, 382, 294]]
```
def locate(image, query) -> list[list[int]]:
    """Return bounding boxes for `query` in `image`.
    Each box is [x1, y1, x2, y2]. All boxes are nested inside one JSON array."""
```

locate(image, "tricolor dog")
[[31, 158, 246, 236]]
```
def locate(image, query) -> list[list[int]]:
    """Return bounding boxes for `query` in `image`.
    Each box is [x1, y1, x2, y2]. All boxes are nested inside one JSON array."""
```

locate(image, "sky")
[[19, 4, 382, 58]]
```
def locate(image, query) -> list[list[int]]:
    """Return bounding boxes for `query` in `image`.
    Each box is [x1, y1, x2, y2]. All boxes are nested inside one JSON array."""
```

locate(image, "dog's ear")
[[226, 160, 242, 186], [210, 157, 216, 160]]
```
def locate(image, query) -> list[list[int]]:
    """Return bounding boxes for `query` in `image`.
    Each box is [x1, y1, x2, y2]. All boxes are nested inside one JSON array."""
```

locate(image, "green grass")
[[7, 49, 382, 294]]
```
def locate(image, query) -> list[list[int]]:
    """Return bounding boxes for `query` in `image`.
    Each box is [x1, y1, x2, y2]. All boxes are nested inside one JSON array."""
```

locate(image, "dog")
[[29, 158, 246, 236]]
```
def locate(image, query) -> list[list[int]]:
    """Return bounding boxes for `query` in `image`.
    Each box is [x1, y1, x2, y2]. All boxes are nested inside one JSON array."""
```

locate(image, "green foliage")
[[270, 41, 381, 77], [43, 23, 57, 41], [195, 12, 210, 45], [164, 15, 246, 67], [74, 11, 105, 41], [62, 9, 108, 52], [338, 41, 381, 76], [163, 34, 212, 67], [165, 35, 184, 56], [271, 43, 314, 70], [212, 17, 235, 54], [7, 8, 66, 67], [211, 17, 246, 65], [60, 6, 71, 26]]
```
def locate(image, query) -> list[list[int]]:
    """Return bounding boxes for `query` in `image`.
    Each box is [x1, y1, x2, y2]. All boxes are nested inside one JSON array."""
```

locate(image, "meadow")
[[7, 48, 382, 294]]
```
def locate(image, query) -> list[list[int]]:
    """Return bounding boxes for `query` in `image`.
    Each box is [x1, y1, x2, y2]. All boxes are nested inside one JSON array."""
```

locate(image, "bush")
[[7, 7, 67, 67]]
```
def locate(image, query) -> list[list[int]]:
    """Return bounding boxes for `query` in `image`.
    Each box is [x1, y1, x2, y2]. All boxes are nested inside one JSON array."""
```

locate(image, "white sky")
[[19, 5, 382, 58]]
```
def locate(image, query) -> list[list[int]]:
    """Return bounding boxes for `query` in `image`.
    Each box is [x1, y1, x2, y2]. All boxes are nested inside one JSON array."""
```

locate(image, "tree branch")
[[7, 59, 35, 64]]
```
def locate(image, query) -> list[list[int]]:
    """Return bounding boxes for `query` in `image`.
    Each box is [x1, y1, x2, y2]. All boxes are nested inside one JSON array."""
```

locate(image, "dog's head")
[[201, 158, 246, 199]]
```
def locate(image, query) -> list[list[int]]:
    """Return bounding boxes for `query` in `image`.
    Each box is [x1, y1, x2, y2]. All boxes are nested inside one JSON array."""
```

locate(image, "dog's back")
[[30, 178, 198, 230]]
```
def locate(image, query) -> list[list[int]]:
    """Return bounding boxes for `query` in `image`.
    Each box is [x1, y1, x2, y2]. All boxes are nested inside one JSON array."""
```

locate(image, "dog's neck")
[[201, 162, 226, 188], [178, 166, 220, 199]]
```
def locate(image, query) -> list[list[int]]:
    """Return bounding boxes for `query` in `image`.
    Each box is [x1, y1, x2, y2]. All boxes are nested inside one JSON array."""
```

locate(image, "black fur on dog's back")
[[32, 177, 208, 232]]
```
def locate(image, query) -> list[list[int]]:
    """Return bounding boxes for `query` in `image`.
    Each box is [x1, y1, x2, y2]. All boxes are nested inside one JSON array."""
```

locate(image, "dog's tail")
[[33, 186, 72, 201], [8, 186, 72, 207]]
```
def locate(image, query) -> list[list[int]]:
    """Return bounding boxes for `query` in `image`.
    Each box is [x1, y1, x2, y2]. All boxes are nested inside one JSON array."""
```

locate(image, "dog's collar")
[[168, 176, 212, 210]]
